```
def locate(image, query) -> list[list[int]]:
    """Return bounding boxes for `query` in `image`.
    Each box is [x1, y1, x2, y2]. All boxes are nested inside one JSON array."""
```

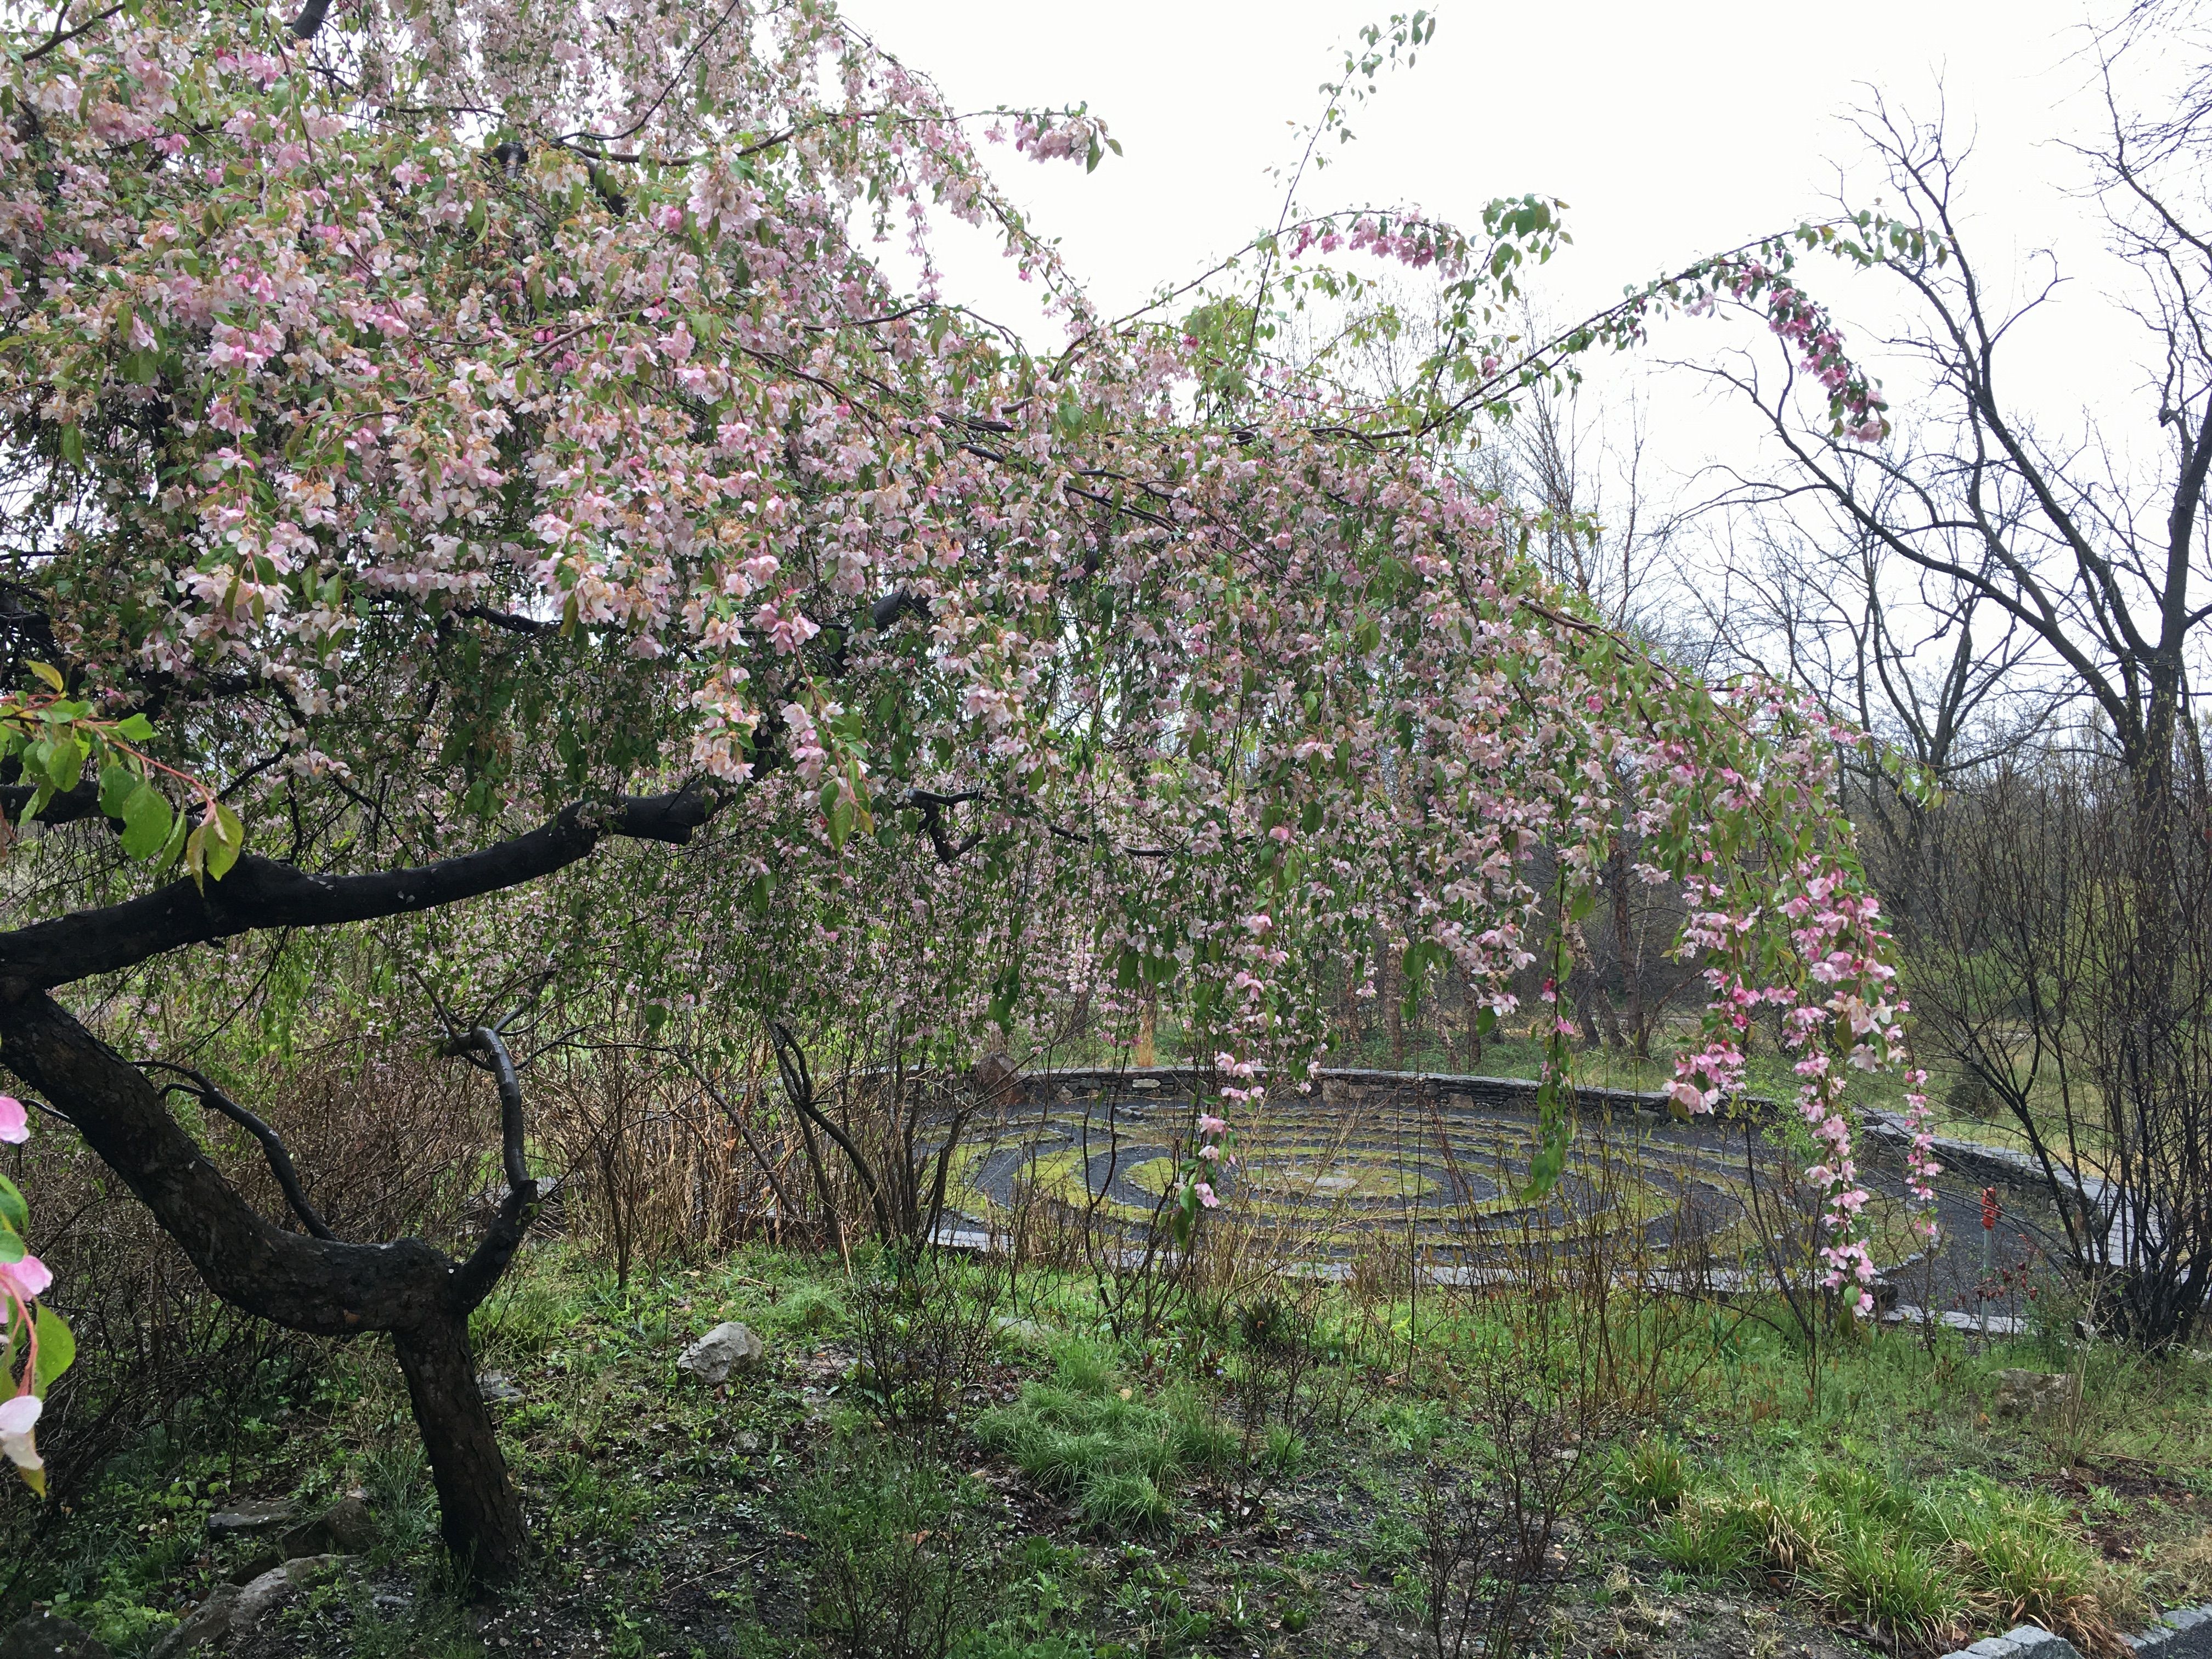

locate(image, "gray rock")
[[146, 1586, 238, 1659], [0, 1611, 110, 1659], [230, 1554, 351, 1637], [1993, 1369, 2081, 1421], [280, 1496, 375, 1559], [2126, 1601, 2212, 1656], [676, 1321, 764, 1383], [225, 1548, 283, 1587], [205, 1498, 293, 1535], [477, 1371, 524, 1404], [1946, 1623, 2085, 1657]]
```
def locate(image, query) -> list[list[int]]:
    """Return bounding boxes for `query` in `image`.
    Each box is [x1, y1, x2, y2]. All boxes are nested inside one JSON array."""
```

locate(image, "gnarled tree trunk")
[[0, 982, 537, 1581]]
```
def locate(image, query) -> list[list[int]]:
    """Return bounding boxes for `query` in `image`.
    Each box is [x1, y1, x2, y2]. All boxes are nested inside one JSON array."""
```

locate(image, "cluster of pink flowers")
[[1724, 259, 1889, 442], [1007, 112, 1102, 165], [1898, 1068, 1944, 1240], [1283, 212, 1469, 275], [1669, 845, 1911, 1317]]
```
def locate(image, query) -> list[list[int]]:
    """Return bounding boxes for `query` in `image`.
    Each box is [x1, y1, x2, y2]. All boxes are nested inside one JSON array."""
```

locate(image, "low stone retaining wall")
[[1936, 1603, 2212, 1657], [1014, 1064, 1770, 1121]]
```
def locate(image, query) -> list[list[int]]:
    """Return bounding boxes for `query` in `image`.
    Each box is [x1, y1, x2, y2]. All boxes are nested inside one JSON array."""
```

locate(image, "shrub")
[[797, 1434, 995, 1659], [1946, 1071, 1999, 1122], [1645, 1463, 2124, 1655], [1651, 1500, 1763, 1579], [1827, 1530, 1966, 1644]]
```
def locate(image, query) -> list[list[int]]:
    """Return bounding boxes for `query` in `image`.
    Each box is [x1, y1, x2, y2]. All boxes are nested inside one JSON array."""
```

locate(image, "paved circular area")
[[946, 1082, 2061, 1308]]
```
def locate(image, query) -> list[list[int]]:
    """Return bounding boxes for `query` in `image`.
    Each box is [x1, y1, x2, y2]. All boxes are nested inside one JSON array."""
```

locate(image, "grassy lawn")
[[8, 1237, 2209, 1659]]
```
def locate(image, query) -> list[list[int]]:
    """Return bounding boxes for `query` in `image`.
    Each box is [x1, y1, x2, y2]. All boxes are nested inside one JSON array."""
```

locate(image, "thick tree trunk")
[[0, 981, 537, 1581], [392, 1314, 527, 1579]]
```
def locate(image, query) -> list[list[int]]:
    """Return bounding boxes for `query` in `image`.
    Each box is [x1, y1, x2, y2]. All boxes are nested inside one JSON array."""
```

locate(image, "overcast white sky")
[[837, 0, 2162, 493]]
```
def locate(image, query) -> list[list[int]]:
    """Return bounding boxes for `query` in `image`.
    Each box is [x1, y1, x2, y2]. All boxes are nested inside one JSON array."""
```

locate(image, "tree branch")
[[0, 783, 723, 988], [145, 1061, 334, 1240], [447, 1022, 541, 1311], [770, 1021, 890, 1240]]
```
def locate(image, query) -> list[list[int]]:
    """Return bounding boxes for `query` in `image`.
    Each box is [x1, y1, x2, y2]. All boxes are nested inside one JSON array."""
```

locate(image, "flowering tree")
[[0, 0, 1929, 1574]]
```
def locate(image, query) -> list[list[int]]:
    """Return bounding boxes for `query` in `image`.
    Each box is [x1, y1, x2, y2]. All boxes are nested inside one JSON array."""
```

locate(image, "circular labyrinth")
[[943, 1089, 1945, 1274]]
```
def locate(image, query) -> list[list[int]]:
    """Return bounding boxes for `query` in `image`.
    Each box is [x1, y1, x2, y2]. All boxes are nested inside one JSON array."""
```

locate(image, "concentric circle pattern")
[[945, 1070, 1944, 1274]]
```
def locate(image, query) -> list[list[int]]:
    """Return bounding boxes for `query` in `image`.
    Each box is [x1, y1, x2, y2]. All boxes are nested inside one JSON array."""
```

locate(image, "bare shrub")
[[1417, 1366, 1611, 1659], [848, 1248, 1005, 1449], [798, 1435, 997, 1659], [533, 1039, 799, 1284], [1906, 754, 2212, 1348]]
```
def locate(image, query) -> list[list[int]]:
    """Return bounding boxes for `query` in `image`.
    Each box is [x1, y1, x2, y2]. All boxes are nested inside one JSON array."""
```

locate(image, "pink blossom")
[[0, 1255, 52, 1303], [0, 1394, 41, 1485]]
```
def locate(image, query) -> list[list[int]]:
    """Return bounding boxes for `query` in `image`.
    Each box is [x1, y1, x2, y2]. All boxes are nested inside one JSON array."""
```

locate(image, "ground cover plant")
[[2, 1229, 2207, 1658]]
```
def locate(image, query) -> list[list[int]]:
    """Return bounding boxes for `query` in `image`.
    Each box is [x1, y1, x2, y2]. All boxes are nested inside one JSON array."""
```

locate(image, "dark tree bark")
[[0, 985, 543, 1577], [0, 782, 726, 1579], [393, 1314, 525, 1572]]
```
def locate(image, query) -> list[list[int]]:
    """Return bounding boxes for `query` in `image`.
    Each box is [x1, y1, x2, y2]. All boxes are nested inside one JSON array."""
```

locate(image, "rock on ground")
[[676, 1321, 764, 1383], [146, 1587, 237, 1659], [147, 1555, 354, 1658], [1993, 1368, 2082, 1421], [204, 1499, 294, 1536]]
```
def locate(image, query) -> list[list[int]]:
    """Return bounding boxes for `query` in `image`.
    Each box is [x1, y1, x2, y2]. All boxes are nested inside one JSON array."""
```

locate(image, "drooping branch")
[[770, 1020, 890, 1241], [0, 784, 722, 989], [144, 1060, 334, 1240]]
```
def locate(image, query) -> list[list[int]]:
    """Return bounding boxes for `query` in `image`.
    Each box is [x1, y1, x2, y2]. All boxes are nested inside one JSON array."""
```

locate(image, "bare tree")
[[1683, 49, 2212, 1344]]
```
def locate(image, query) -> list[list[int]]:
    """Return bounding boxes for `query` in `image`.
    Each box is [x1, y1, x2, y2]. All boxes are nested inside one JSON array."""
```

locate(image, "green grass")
[[970, 1344, 1237, 1532], [9, 1230, 2208, 1658], [1642, 1447, 2130, 1649]]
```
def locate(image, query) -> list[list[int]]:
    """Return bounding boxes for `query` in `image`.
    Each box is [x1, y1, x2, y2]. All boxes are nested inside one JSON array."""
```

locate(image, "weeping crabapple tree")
[[0, 0, 1943, 1578]]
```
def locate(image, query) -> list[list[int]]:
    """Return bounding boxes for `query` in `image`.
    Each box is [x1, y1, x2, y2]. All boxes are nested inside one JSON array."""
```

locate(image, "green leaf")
[[153, 807, 187, 873], [25, 662, 63, 693], [97, 763, 136, 819], [826, 792, 854, 851], [0, 1173, 25, 1238], [118, 784, 172, 861], [0, 1228, 21, 1265], [204, 802, 245, 881], [43, 736, 83, 791], [57, 426, 83, 467], [31, 1302, 72, 1396], [114, 712, 154, 741]]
